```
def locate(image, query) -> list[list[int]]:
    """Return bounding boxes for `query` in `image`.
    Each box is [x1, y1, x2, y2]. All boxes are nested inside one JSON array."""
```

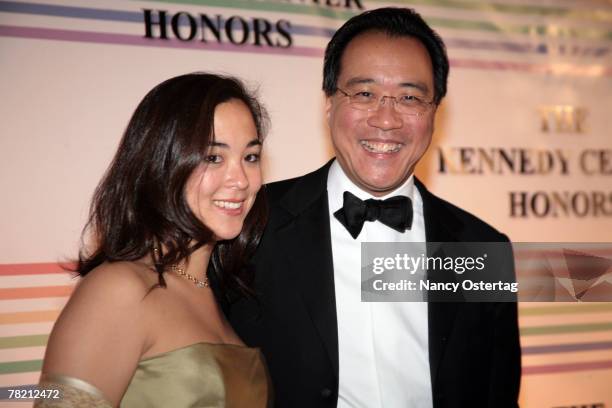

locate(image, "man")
[[228, 7, 521, 408]]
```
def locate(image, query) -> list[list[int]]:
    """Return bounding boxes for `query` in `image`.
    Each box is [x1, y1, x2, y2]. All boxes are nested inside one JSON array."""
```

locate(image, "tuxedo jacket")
[[228, 161, 521, 408]]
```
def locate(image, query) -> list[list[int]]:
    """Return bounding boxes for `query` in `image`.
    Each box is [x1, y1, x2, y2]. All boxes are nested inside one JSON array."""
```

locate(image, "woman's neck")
[[183, 243, 214, 280]]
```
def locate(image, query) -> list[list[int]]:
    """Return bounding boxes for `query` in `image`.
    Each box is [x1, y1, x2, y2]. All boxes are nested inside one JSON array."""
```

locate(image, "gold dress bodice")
[[120, 342, 271, 408]]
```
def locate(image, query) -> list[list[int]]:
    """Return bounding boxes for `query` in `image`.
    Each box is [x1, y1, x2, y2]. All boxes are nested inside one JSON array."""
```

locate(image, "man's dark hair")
[[76, 73, 269, 300], [323, 7, 449, 104]]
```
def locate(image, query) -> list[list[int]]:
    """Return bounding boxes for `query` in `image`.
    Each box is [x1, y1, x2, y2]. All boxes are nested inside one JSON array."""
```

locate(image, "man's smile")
[[359, 139, 403, 154]]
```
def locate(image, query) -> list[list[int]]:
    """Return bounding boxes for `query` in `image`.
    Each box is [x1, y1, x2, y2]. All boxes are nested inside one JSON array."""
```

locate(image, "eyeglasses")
[[336, 87, 435, 117]]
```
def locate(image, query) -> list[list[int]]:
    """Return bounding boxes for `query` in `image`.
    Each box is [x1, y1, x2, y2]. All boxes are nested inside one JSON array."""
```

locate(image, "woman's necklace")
[[170, 264, 209, 288]]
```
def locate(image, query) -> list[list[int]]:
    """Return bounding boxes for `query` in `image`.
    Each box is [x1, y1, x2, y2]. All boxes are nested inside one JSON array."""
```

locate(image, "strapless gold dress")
[[120, 342, 271, 407]]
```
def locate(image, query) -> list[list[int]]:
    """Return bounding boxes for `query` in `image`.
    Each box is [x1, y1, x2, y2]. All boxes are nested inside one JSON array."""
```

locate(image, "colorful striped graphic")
[[0, 1, 610, 77], [0, 25, 325, 58], [0, 263, 72, 395], [1, 262, 611, 399]]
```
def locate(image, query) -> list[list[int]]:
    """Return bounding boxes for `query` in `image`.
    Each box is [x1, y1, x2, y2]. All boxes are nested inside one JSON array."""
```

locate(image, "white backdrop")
[[1, 0, 611, 406]]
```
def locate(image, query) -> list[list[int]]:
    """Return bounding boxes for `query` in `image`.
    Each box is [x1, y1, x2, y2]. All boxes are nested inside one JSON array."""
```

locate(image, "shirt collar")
[[327, 159, 415, 213]]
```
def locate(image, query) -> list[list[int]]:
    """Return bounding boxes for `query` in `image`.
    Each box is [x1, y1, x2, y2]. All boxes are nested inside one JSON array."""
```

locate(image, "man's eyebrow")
[[345, 78, 431, 94], [344, 77, 376, 87], [398, 81, 430, 93]]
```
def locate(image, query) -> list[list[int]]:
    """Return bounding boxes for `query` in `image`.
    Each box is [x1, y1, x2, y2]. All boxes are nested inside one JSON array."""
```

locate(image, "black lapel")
[[275, 160, 339, 377], [415, 178, 461, 390]]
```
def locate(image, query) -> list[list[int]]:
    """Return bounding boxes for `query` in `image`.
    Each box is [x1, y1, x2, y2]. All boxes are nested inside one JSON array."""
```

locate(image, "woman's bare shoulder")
[[41, 261, 161, 405], [49, 261, 158, 344], [72, 261, 160, 303]]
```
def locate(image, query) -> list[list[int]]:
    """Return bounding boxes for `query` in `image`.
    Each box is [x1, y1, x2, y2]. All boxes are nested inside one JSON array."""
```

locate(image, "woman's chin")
[[212, 229, 242, 242]]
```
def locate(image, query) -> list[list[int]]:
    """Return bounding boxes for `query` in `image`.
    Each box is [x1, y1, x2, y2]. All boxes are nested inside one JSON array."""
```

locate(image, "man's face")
[[326, 31, 437, 196]]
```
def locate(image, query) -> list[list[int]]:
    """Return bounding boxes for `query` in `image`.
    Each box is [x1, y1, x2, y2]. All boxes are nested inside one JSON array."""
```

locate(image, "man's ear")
[[430, 103, 440, 131], [325, 96, 333, 122]]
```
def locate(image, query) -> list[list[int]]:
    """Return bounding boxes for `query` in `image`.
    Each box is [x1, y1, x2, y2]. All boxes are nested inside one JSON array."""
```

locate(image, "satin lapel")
[[415, 179, 461, 390], [276, 161, 339, 377]]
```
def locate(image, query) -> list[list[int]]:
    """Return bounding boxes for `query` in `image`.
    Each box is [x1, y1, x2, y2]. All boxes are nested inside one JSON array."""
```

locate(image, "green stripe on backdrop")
[[0, 335, 49, 350], [0, 360, 42, 375], [520, 303, 612, 316], [137, 0, 357, 19], [521, 322, 612, 336], [134, 0, 612, 41], [424, 16, 612, 41], [368, 0, 612, 23]]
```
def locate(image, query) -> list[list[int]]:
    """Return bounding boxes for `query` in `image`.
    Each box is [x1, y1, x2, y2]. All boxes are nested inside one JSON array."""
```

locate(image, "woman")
[[35, 73, 270, 407]]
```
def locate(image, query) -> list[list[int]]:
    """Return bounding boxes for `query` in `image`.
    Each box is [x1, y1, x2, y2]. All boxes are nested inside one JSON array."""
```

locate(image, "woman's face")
[[185, 99, 263, 241]]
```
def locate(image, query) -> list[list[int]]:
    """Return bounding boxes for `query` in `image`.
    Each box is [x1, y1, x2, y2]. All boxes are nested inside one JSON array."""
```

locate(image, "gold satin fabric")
[[120, 342, 271, 408]]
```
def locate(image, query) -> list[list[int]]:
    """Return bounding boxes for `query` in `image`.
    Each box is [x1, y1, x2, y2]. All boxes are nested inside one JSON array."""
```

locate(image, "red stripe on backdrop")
[[0, 263, 76, 276]]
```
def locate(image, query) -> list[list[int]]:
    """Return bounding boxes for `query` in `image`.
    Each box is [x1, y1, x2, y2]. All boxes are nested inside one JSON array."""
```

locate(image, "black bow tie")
[[333, 191, 413, 239]]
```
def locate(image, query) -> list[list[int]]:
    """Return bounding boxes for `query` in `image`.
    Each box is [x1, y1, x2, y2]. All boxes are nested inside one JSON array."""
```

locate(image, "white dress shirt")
[[327, 160, 433, 408]]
